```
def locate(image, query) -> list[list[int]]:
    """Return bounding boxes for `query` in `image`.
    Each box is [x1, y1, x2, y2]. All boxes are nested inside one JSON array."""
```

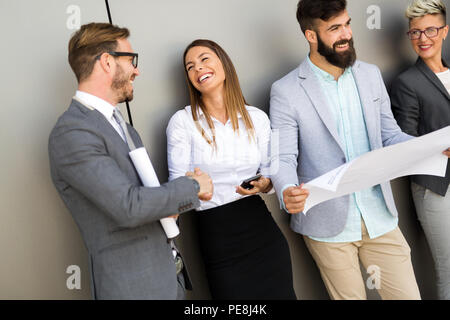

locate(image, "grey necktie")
[[113, 108, 136, 150]]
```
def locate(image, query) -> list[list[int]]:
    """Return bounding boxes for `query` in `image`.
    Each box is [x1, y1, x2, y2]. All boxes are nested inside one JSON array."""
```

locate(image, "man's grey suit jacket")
[[49, 98, 200, 299], [270, 59, 411, 238]]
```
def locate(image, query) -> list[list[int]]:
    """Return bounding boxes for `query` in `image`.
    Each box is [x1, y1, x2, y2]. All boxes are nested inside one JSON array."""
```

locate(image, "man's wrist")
[[188, 176, 200, 194]]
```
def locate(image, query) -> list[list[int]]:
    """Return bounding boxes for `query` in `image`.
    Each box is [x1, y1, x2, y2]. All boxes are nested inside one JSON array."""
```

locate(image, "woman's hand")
[[235, 176, 272, 195]]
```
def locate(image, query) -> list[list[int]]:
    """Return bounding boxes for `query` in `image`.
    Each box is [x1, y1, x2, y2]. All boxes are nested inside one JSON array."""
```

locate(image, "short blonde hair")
[[405, 0, 447, 22], [68, 23, 130, 82]]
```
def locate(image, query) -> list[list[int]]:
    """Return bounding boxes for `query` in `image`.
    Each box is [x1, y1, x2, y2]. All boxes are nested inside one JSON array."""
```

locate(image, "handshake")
[[186, 168, 214, 201]]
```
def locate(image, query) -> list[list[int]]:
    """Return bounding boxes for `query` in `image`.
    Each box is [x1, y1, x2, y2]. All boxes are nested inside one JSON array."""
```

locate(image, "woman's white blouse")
[[166, 105, 273, 211], [436, 69, 450, 94]]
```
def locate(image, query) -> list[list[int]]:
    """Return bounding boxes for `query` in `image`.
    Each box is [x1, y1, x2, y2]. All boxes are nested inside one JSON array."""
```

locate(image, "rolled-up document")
[[129, 147, 180, 239]]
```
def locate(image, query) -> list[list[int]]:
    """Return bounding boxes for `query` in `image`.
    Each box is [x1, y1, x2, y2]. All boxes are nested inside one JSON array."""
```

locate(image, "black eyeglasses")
[[406, 26, 446, 40], [95, 51, 139, 68]]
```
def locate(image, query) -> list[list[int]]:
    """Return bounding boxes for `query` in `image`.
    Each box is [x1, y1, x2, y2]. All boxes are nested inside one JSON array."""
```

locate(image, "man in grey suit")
[[270, 0, 430, 299], [48, 23, 213, 299]]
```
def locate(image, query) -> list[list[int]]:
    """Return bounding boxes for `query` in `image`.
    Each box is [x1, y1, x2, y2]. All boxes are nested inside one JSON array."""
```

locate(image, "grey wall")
[[1, 0, 448, 299]]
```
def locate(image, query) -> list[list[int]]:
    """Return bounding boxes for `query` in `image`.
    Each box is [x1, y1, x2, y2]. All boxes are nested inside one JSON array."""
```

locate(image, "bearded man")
[[269, 0, 422, 300]]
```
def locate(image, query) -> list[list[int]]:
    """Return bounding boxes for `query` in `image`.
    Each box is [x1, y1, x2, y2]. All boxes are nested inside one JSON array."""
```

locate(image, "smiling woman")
[[165, 39, 303, 300], [182, 39, 255, 148], [407, 5, 448, 68], [390, 0, 450, 300]]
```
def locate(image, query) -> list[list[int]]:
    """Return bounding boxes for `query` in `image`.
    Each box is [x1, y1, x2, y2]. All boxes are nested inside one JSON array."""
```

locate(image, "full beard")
[[112, 65, 134, 103], [317, 35, 356, 69]]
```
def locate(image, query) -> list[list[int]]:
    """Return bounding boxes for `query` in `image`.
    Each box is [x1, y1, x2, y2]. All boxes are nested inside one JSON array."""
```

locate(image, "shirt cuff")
[[187, 176, 200, 194], [280, 184, 298, 212]]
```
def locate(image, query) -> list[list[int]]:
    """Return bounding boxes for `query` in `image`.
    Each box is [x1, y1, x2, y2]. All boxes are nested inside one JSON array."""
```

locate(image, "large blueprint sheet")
[[303, 126, 450, 214]]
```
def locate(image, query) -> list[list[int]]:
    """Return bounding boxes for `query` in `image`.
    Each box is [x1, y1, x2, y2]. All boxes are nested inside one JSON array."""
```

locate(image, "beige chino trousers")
[[303, 221, 421, 300]]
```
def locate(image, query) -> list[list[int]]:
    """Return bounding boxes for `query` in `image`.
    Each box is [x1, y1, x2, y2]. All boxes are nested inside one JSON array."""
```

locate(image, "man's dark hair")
[[296, 0, 347, 33]]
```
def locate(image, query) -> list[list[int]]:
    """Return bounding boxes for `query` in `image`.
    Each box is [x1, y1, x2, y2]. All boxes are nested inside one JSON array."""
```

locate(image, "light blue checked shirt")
[[302, 56, 398, 242]]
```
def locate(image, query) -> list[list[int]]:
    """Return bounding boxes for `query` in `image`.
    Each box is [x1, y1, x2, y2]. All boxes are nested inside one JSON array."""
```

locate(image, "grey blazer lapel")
[[351, 61, 379, 150], [298, 60, 345, 153], [70, 98, 132, 154], [416, 57, 450, 100]]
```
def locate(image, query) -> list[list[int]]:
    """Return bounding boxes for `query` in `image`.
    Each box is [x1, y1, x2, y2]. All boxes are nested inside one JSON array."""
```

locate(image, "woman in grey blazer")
[[390, 0, 450, 299]]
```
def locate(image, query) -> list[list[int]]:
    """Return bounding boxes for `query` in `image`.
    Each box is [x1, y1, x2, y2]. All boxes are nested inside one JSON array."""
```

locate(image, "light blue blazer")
[[269, 59, 411, 238]]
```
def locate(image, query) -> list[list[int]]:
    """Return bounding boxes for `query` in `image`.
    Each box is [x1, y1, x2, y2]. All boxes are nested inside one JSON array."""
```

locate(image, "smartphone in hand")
[[240, 174, 262, 190]]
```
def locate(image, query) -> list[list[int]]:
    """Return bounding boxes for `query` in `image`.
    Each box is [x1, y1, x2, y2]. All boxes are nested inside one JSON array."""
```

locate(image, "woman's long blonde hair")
[[183, 39, 255, 149]]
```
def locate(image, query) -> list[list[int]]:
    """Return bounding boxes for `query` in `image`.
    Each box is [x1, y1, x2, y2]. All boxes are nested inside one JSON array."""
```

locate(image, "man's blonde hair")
[[406, 0, 447, 22], [68, 23, 130, 82]]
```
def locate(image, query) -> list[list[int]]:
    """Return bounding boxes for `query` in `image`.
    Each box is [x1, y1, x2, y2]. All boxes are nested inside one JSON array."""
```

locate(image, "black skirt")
[[195, 195, 296, 300]]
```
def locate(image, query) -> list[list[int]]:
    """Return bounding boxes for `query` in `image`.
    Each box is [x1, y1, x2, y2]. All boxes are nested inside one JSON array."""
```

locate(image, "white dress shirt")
[[75, 90, 126, 142], [167, 105, 273, 211]]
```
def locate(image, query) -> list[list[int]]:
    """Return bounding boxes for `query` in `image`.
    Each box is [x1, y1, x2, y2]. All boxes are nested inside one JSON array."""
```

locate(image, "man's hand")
[[235, 176, 272, 195], [443, 148, 450, 158], [186, 168, 213, 201], [283, 184, 309, 214]]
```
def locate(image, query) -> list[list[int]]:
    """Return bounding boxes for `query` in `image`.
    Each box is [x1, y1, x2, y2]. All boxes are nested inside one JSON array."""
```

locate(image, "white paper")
[[129, 147, 180, 239], [303, 126, 450, 214]]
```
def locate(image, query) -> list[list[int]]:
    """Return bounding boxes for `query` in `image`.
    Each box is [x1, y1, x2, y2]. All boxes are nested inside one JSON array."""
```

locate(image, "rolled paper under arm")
[[129, 147, 180, 239]]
